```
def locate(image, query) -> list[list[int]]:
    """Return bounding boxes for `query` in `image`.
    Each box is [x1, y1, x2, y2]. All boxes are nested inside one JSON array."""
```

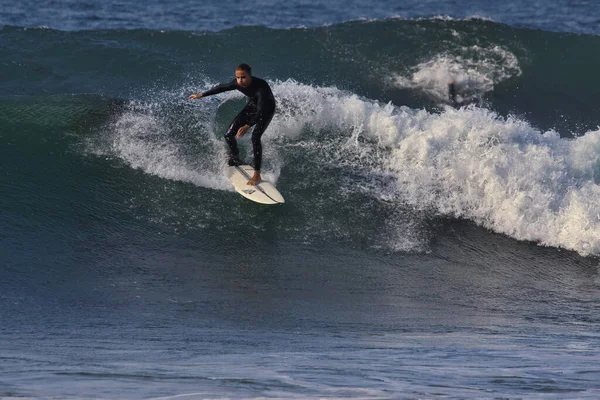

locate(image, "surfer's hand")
[[236, 125, 250, 137], [189, 93, 203, 99]]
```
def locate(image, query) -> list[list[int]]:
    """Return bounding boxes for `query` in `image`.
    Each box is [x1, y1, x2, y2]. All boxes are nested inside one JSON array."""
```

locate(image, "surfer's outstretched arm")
[[189, 79, 238, 99]]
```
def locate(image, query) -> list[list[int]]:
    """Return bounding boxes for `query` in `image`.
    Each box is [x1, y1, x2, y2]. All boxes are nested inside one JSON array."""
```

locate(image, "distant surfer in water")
[[448, 79, 460, 108], [448, 78, 478, 108], [189, 63, 276, 186]]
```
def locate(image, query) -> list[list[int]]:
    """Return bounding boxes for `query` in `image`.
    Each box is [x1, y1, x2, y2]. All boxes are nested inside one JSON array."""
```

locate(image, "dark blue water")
[[2, 0, 600, 34], [1, 1, 600, 399]]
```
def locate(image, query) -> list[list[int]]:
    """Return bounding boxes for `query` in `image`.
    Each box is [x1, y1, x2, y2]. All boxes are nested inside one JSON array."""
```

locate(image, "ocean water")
[[1, 1, 600, 399]]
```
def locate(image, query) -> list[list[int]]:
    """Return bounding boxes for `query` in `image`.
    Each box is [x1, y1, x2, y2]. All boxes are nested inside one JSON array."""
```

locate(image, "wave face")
[[1, 19, 600, 257]]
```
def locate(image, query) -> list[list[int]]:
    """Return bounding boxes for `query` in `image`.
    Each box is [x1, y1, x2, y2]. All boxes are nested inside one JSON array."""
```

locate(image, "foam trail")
[[110, 112, 229, 190], [86, 91, 234, 191]]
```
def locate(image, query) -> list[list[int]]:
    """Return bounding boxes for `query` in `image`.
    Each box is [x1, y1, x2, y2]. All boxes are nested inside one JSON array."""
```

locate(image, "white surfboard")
[[227, 165, 285, 205]]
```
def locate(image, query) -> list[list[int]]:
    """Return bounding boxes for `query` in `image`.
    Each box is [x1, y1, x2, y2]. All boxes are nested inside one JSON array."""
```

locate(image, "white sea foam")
[[425, 15, 495, 23], [105, 98, 231, 191], [392, 45, 521, 103], [269, 80, 600, 256]]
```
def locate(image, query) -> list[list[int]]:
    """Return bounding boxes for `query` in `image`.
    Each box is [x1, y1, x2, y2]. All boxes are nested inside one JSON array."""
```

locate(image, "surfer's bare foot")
[[247, 171, 261, 185]]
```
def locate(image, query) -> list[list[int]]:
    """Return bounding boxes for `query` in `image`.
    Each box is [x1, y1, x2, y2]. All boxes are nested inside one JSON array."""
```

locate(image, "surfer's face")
[[236, 69, 252, 87]]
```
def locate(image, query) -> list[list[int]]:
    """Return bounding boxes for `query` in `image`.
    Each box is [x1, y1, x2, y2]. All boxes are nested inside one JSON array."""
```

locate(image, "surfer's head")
[[235, 63, 253, 88]]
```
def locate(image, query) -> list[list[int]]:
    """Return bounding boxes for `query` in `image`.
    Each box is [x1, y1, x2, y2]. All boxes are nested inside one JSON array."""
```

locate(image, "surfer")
[[448, 79, 459, 108], [189, 63, 276, 186], [448, 79, 478, 108]]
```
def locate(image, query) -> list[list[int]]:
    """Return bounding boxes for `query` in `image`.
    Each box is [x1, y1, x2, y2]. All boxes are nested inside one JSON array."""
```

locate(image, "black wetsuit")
[[201, 77, 276, 171]]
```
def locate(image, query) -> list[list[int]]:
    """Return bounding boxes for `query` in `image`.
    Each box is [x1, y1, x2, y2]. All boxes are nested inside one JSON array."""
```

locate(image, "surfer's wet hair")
[[236, 63, 252, 74]]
